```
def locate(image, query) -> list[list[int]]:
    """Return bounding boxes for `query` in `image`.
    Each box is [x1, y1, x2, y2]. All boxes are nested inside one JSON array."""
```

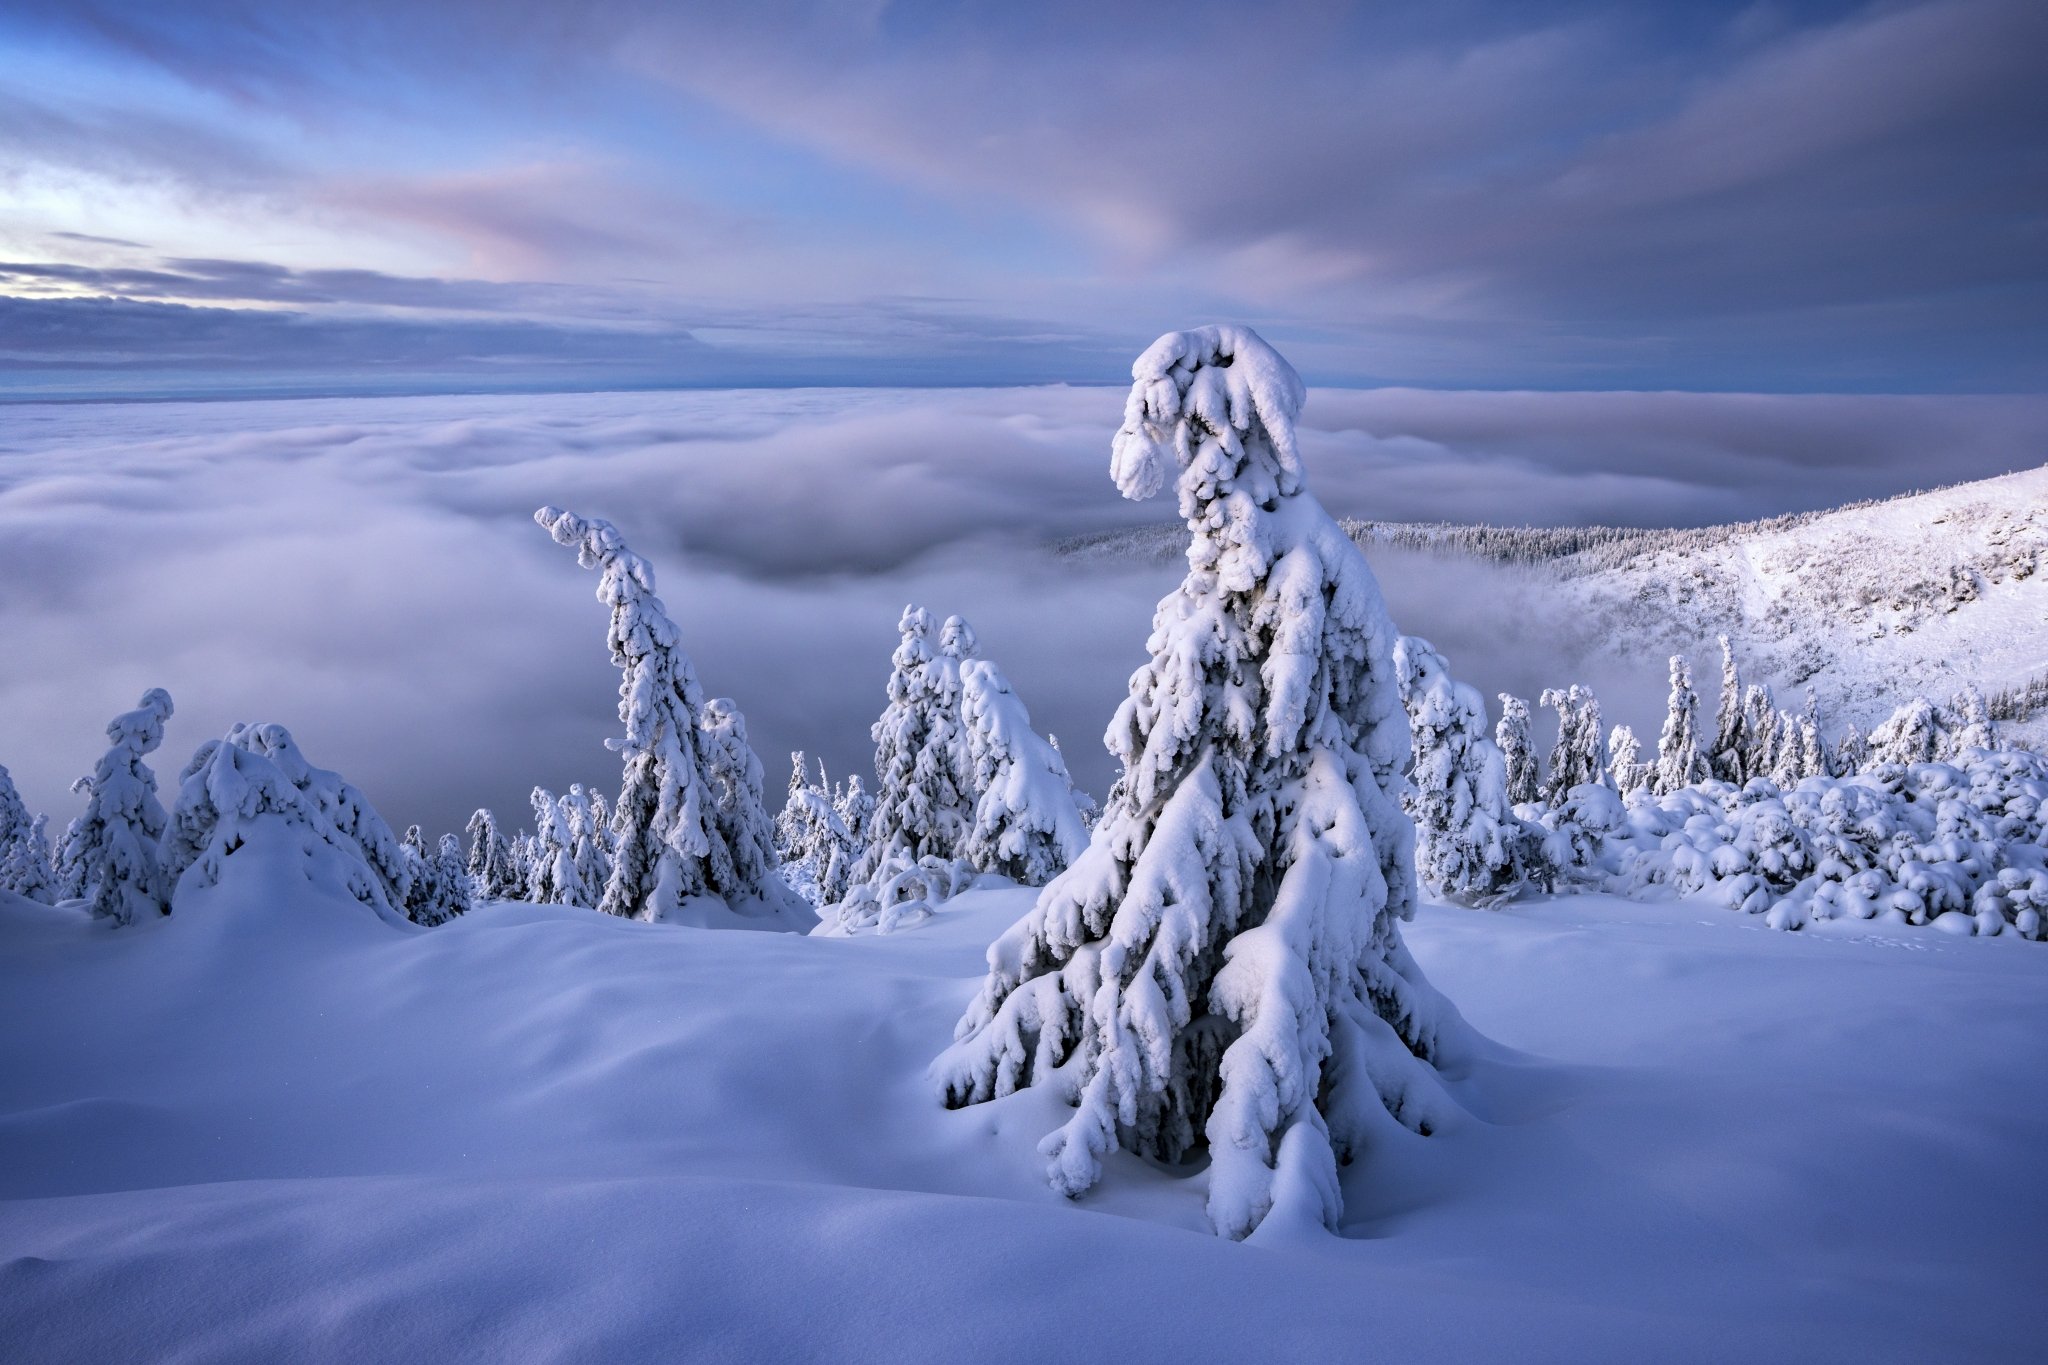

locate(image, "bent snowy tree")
[[536, 507, 783, 918], [934, 326, 1468, 1240]]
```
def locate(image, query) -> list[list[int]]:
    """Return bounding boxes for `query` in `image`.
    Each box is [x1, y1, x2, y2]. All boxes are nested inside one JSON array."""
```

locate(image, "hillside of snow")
[[4, 870, 2046, 1362], [1061, 465, 2048, 748]]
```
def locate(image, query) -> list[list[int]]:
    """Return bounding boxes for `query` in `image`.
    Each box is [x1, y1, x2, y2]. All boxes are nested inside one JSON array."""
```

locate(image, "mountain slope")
[[1059, 465, 2048, 747]]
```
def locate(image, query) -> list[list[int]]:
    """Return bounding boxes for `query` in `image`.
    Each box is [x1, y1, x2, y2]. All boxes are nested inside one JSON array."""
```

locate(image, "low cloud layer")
[[2, 385, 2043, 843]]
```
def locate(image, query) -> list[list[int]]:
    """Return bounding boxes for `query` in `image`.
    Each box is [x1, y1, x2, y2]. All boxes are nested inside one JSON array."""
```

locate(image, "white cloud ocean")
[[3, 384, 2043, 839]]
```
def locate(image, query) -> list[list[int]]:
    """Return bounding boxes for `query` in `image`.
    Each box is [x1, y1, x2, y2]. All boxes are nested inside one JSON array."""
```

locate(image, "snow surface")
[[4, 871, 2044, 1361], [1064, 464, 2048, 752]]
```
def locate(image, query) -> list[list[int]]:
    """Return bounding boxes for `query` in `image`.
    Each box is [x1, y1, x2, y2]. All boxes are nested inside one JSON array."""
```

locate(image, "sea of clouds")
[[4, 384, 2044, 840]]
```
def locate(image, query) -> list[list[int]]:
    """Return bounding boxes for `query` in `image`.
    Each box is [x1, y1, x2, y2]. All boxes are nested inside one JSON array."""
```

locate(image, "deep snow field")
[[4, 860, 2045, 1363]]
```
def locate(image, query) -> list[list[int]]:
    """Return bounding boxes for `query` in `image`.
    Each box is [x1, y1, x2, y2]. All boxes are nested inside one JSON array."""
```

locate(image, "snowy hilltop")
[[1061, 464, 2048, 751]]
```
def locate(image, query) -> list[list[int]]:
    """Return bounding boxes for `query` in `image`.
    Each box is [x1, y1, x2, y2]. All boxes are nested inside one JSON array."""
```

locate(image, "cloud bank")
[[2, 385, 2043, 843]]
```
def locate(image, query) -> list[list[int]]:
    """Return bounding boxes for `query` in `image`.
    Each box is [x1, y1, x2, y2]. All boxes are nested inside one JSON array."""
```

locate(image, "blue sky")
[[1, 0, 2042, 395]]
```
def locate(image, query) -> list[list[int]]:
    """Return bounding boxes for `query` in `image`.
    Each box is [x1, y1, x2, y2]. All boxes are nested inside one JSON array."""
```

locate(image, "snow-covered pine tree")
[[161, 722, 410, 923], [936, 325, 1466, 1241], [1497, 693, 1539, 805], [0, 764, 32, 864], [565, 784, 613, 901], [537, 506, 781, 916], [1867, 697, 1944, 766], [525, 786, 584, 906], [61, 688, 175, 925], [697, 698, 778, 900], [1948, 685, 1998, 755], [464, 808, 523, 901], [775, 751, 810, 862], [1608, 724, 1652, 794], [508, 832, 538, 890], [1740, 683, 1778, 784], [0, 813, 53, 903], [0, 765, 54, 902], [933, 615, 980, 810], [958, 657, 1088, 885], [400, 825, 470, 926], [1654, 654, 1707, 794], [1395, 635, 1528, 906], [1711, 634, 1746, 783], [435, 833, 474, 922], [1768, 711, 1806, 788], [1800, 693, 1830, 779], [848, 604, 981, 888], [1540, 685, 1604, 802], [1833, 722, 1869, 775], [828, 772, 871, 897]]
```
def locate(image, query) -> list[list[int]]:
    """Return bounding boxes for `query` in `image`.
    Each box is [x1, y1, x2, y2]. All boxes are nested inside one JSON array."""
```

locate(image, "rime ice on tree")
[[935, 326, 1467, 1241], [535, 506, 788, 920], [1655, 654, 1707, 794], [464, 808, 523, 901], [61, 688, 176, 925], [1395, 636, 1528, 907], [0, 765, 55, 903], [162, 722, 410, 924], [1497, 694, 1539, 806], [959, 657, 1088, 886]]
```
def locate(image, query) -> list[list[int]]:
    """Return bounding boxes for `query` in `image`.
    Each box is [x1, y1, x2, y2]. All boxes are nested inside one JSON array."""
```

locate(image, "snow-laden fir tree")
[[778, 774, 858, 908], [0, 813, 53, 903], [847, 609, 974, 888], [536, 506, 782, 916], [936, 326, 1467, 1241], [959, 657, 1088, 885], [1740, 683, 1778, 784], [162, 722, 409, 923], [1710, 634, 1746, 783], [1833, 722, 1869, 775], [564, 784, 613, 901], [1608, 724, 1652, 795], [1948, 685, 1998, 755], [401, 825, 472, 926], [828, 772, 872, 898], [0, 765, 54, 902], [0, 764, 33, 865], [435, 834, 473, 919], [775, 751, 811, 861], [1768, 711, 1807, 788], [696, 698, 778, 901], [464, 808, 524, 901], [525, 786, 585, 906], [60, 688, 175, 925], [1394, 635, 1528, 906], [1496, 693, 1539, 806], [1800, 693, 1830, 779], [1868, 697, 1944, 766], [1654, 654, 1707, 794], [1540, 684, 1605, 802]]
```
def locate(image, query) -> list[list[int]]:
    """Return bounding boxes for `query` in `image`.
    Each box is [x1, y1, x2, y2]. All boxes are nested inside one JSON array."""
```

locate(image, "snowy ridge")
[[1058, 464, 2048, 747]]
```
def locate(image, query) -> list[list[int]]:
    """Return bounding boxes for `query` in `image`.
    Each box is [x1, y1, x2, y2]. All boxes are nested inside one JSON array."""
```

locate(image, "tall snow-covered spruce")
[[1654, 654, 1707, 794], [535, 507, 803, 925], [935, 326, 1468, 1241], [1496, 694, 1539, 806]]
